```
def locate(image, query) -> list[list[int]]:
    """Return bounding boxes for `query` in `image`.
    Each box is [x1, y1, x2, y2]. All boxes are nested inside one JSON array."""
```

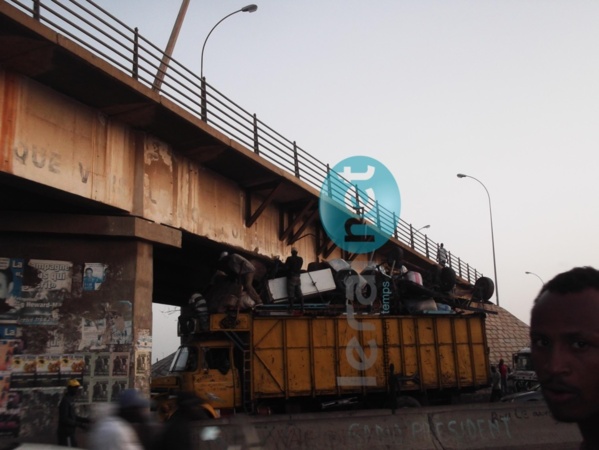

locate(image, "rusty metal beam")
[[245, 181, 283, 227], [243, 180, 282, 192], [318, 234, 337, 259], [279, 199, 316, 242], [344, 251, 358, 262], [289, 208, 318, 245]]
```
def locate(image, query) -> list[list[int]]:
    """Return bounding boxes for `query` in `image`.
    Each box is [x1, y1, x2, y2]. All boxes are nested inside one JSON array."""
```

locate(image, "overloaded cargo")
[[151, 259, 492, 417]]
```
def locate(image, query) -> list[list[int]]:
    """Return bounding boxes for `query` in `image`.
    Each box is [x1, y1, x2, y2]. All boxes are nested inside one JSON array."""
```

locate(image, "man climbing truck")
[[151, 265, 491, 416]]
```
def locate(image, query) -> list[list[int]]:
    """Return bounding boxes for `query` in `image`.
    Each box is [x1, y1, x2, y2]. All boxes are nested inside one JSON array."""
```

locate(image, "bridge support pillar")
[[0, 212, 180, 441]]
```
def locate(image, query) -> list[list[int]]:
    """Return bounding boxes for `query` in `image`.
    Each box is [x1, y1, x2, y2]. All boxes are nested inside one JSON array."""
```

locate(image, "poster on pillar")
[[110, 353, 129, 378], [78, 301, 132, 351], [82, 263, 106, 292], [0, 373, 12, 410], [10, 355, 36, 389], [110, 379, 127, 402], [19, 260, 72, 326], [91, 379, 109, 402], [35, 355, 61, 388], [60, 354, 85, 379], [0, 257, 24, 321]]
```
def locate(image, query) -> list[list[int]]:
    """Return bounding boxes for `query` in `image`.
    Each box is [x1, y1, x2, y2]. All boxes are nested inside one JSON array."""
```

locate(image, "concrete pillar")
[[131, 240, 153, 393]]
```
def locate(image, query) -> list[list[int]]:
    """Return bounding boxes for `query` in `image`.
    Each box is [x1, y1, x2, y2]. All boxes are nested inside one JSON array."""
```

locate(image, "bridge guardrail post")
[[33, 0, 41, 20], [201, 77, 207, 122], [253, 114, 259, 154], [132, 27, 139, 80], [293, 141, 299, 177]]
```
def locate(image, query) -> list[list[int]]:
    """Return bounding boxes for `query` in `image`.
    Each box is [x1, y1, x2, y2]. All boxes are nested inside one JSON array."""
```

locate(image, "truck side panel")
[[251, 314, 489, 400], [385, 315, 488, 390]]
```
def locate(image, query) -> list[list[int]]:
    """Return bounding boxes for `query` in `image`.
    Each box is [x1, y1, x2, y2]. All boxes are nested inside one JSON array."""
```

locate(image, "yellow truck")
[[151, 309, 490, 416]]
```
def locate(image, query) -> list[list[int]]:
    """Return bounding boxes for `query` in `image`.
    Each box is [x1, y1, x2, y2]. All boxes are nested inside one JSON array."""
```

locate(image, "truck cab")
[[509, 347, 537, 392], [151, 338, 241, 418]]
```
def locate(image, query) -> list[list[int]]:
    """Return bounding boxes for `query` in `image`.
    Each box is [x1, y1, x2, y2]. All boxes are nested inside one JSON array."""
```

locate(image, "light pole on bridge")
[[457, 173, 500, 306], [525, 271, 544, 286], [200, 4, 258, 121]]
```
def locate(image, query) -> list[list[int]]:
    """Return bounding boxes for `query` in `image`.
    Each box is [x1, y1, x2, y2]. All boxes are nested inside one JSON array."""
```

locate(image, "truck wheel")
[[439, 267, 456, 292], [178, 316, 196, 335], [397, 395, 421, 408], [473, 277, 495, 301]]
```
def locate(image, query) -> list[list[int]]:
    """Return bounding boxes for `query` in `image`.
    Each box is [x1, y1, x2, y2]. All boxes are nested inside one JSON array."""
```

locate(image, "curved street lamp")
[[416, 224, 431, 233], [525, 271, 544, 285], [200, 4, 257, 121], [200, 4, 258, 79], [457, 173, 500, 306]]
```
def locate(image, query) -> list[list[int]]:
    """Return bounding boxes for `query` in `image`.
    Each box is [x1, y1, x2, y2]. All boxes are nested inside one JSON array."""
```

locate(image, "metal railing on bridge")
[[4, 0, 482, 284]]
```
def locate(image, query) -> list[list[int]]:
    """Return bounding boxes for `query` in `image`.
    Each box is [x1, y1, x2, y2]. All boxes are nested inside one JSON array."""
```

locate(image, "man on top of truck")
[[217, 252, 263, 306], [284, 247, 304, 310]]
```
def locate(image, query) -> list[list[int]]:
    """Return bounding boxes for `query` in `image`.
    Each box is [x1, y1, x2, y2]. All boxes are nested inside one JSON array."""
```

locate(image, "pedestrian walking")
[[490, 366, 502, 402], [57, 379, 89, 447], [437, 243, 448, 267]]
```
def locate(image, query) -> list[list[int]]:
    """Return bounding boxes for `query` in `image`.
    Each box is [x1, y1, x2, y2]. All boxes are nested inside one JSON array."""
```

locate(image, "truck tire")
[[397, 395, 421, 408], [473, 277, 495, 301], [178, 316, 196, 335], [439, 267, 456, 292]]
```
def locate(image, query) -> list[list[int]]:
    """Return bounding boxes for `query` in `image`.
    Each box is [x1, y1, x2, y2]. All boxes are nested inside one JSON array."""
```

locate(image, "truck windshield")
[[202, 347, 231, 374], [516, 354, 533, 371], [169, 346, 198, 372]]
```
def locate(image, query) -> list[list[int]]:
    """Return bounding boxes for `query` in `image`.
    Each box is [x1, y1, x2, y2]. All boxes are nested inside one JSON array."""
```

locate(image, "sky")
[[89, 0, 599, 361]]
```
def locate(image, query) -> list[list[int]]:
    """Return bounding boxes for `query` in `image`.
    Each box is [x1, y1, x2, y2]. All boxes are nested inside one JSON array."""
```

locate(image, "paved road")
[[194, 402, 581, 450]]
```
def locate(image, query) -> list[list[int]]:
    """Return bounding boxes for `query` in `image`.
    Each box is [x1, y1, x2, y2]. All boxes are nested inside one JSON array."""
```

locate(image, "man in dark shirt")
[[498, 359, 508, 394], [57, 379, 88, 447], [284, 247, 304, 310], [153, 391, 209, 450], [530, 266, 599, 450]]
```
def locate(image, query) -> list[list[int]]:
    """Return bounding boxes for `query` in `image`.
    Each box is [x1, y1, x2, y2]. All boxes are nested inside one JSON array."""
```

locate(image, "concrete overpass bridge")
[[0, 0, 502, 442], [0, 0, 483, 297]]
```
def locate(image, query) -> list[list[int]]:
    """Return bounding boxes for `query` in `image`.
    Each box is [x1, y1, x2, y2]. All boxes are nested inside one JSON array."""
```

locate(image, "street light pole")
[[410, 224, 431, 252], [201, 4, 258, 79], [457, 173, 500, 306], [200, 4, 258, 121], [525, 271, 544, 285]]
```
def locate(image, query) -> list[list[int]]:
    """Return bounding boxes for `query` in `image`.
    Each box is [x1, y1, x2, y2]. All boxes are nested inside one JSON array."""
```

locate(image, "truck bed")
[[210, 312, 489, 402]]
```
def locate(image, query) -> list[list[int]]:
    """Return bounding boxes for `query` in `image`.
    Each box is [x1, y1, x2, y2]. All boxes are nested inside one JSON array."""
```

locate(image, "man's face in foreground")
[[530, 288, 599, 423]]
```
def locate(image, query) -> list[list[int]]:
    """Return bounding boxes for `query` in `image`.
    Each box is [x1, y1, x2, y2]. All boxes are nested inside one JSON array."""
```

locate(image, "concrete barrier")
[[195, 402, 582, 449]]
